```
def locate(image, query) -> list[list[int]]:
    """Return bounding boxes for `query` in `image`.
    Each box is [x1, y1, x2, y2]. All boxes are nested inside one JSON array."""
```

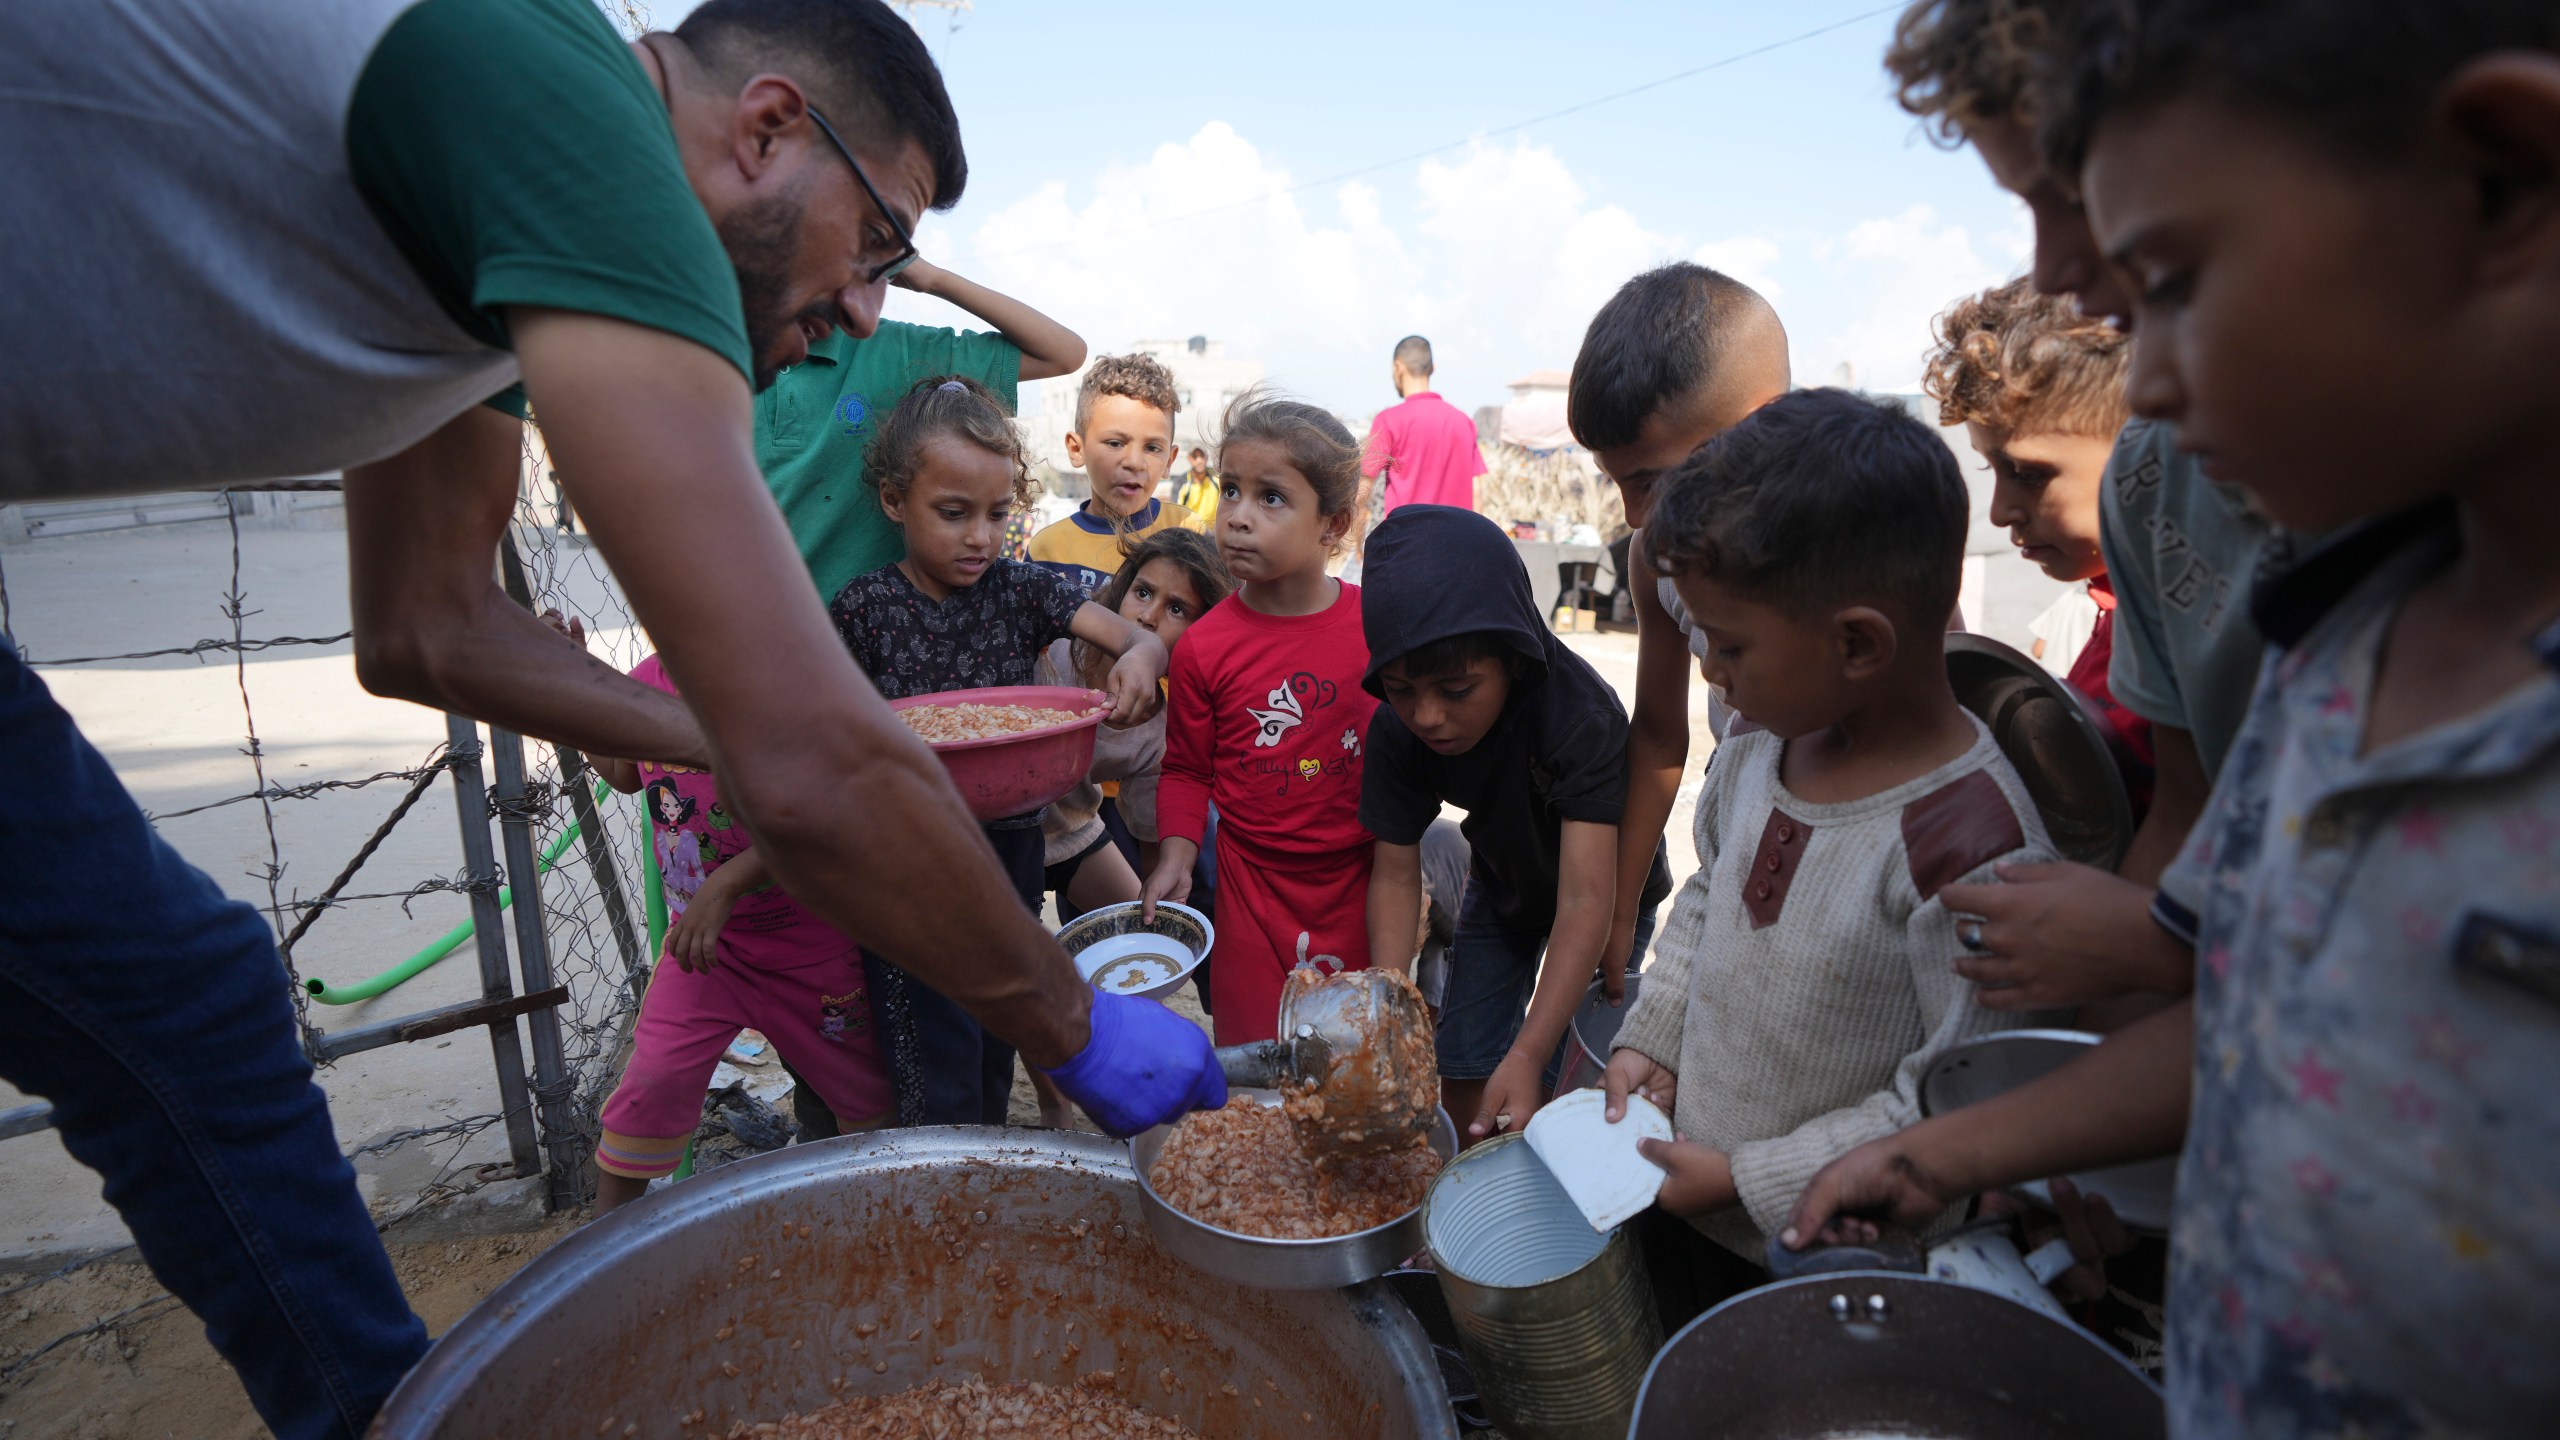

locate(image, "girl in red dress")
[[1145, 391, 1378, 1044]]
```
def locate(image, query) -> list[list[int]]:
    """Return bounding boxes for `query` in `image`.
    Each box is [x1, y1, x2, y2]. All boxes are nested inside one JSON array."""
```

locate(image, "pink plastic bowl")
[[886, 685, 1112, 822]]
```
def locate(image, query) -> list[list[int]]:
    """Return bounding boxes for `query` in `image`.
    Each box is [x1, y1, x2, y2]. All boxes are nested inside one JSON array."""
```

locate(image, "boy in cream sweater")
[[1602, 387, 2062, 1316]]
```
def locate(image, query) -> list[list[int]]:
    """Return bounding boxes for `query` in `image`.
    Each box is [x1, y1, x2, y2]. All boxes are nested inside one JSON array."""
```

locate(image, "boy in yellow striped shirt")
[[1029, 353, 1211, 594]]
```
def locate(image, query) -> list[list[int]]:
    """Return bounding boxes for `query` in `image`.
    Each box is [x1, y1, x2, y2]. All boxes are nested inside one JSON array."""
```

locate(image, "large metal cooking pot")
[[1629, 1273, 2163, 1440], [371, 1127, 1457, 1439]]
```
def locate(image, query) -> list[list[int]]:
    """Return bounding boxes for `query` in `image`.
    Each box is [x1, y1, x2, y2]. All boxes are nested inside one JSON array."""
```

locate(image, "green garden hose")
[[305, 780, 611, 1005]]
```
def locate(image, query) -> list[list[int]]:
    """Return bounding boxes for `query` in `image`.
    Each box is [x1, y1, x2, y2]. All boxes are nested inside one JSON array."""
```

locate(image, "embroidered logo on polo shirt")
[[835, 393, 870, 435]]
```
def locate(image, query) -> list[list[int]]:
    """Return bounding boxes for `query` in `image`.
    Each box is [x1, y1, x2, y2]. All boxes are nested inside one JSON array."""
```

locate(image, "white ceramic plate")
[[1523, 1088, 1672, 1233], [1074, 932, 1193, 996]]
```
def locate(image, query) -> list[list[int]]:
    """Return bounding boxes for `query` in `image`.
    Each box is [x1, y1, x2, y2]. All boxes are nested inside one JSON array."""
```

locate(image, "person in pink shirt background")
[[1356, 335, 1487, 559]]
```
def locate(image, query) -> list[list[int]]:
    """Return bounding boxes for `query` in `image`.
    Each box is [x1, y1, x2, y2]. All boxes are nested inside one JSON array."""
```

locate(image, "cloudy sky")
[[655, 0, 2031, 425]]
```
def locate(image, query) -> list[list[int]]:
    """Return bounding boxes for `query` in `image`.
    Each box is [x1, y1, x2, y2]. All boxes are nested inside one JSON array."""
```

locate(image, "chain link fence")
[[0, 433, 667, 1390]]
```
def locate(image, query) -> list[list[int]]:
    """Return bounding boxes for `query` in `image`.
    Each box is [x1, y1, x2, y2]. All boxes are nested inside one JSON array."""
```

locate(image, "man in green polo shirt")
[[758, 259, 1084, 602], [0, 3, 1221, 1436]]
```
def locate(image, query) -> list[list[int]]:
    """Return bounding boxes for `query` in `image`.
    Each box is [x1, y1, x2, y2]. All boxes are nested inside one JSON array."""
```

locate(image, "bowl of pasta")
[[887, 685, 1112, 822]]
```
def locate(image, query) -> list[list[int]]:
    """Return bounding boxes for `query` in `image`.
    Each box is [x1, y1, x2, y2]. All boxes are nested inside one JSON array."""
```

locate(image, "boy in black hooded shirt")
[[1360, 505, 1672, 1141]]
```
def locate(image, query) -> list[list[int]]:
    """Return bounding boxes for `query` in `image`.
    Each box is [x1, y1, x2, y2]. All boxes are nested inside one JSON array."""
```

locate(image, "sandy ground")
[[0, 1214, 581, 1440]]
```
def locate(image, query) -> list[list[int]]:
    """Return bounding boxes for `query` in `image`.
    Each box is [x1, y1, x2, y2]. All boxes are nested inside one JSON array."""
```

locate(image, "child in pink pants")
[[591, 655, 891, 1215]]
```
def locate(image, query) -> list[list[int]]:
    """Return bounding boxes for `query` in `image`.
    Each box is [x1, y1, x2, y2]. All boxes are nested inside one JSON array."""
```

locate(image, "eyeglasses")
[[805, 105, 920, 285]]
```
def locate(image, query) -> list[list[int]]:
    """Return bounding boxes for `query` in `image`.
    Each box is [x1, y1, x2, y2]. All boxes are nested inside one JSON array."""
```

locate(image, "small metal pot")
[[1552, 973, 1644, 1095], [1131, 1089, 1459, 1290]]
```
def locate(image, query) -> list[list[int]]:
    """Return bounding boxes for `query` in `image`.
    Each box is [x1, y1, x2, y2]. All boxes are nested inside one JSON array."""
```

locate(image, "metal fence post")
[[445, 713, 542, 1181], [495, 532, 647, 1003], [490, 726, 582, 1213], [557, 748, 648, 1004]]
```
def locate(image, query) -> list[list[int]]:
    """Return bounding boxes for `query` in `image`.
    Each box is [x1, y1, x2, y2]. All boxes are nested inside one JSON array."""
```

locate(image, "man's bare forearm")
[[741, 738, 1092, 1063], [342, 407, 711, 769]]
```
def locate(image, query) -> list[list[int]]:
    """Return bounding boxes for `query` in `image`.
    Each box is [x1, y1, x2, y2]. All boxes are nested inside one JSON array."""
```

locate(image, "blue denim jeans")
[[0, 646, 427, 1439], [1434, 867, 1662, 1082]]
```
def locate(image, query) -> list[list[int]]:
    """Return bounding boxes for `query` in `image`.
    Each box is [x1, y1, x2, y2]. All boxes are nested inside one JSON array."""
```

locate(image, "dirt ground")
[[0, 1212, 581, 1440]]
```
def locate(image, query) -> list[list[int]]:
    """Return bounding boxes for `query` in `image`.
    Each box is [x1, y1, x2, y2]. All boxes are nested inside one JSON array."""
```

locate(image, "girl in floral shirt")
[[827, 376, 1167, 1125]]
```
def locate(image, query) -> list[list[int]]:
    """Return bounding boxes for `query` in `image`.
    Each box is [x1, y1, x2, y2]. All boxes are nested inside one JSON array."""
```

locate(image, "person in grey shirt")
[[0, 4, 1217, 1436]]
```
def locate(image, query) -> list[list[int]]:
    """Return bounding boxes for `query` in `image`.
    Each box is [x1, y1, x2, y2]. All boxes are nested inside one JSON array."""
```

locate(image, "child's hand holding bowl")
[[1102, 630, 1168, 727]]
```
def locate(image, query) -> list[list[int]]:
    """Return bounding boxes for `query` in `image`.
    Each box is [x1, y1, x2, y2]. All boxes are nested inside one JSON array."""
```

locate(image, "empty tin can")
[[1422, 1131, 1661, 1440]]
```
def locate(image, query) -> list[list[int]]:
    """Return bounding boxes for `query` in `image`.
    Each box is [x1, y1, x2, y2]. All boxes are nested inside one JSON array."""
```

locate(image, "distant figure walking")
[[1356, 335, 1485, 557]]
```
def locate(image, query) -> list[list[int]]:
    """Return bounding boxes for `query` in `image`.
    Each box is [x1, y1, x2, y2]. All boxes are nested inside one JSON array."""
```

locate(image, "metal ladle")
[[1213, 967, 1438, 1161]]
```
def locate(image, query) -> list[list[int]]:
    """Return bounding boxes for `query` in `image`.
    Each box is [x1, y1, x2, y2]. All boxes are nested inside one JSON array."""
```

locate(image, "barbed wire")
[[144, 759, 454, 823], [24, 630, 352, 668]]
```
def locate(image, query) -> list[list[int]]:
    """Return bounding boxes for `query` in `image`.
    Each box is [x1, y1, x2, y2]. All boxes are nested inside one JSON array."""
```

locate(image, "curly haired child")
[[1924, 278, 2147, 779], [1028, 354, 1212, 594]]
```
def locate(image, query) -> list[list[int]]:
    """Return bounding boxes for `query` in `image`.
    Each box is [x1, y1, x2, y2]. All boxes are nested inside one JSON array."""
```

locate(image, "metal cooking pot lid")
[[1630, 1273, 2164, 1440], [1946, 633, 2134, 871], [1920, 1029, 2179, 1233]]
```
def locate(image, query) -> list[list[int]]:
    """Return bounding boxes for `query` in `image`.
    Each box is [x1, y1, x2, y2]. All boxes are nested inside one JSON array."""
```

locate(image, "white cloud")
[[1804, 204, 2021, 392], [1692, 236, 1784, 301], [887, 125, 2029, 421]]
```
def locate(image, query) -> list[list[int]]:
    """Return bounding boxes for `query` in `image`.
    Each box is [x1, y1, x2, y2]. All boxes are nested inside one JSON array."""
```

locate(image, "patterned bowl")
[[1054, 900, 1213, 1001]]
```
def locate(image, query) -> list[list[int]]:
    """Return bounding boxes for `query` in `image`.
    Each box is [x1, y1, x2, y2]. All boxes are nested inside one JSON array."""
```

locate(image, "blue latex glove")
[[1040, 989, 1226, 1137]]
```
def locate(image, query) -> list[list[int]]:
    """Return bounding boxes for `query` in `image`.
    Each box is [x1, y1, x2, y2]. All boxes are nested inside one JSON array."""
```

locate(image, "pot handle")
[[1762, 1224, 1928, 1281]]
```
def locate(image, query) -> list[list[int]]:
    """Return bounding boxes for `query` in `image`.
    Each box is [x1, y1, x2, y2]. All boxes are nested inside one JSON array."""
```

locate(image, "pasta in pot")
[[728, 1378, 1202, 1439], [898, 702, 1099, 745], [1149, 1097, 1442, 1241]]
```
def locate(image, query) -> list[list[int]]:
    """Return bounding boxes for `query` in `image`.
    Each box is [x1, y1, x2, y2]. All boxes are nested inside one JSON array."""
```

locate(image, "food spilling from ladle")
[[1211, 966, 1438, 1162]]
